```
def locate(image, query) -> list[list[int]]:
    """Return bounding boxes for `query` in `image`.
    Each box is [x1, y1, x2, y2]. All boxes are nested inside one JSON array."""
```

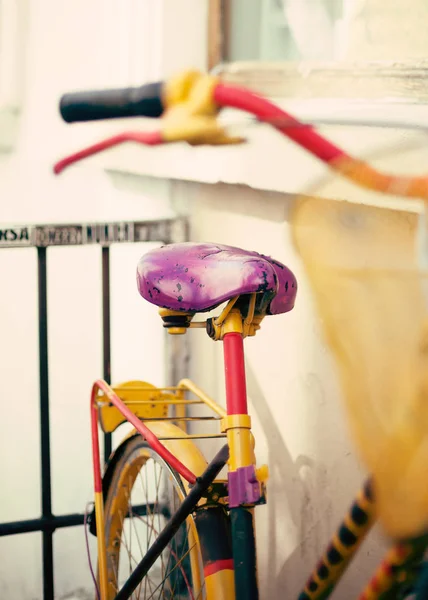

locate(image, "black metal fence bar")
[[102, 246, 112, 463], [38, 246, 54, 600], [0, 503, 167, 537], [0, 217, 186, 600], [0, 514, 86, 536]]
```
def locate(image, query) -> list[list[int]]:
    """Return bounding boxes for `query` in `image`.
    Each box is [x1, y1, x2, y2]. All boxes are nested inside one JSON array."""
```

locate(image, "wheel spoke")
[[146, 541, 197, 600], [128, 475, 133, 575], [103, 444, 201, 599], [170, 521, 193, 599], [154, 463, 168, 599], [143, 466, 150, 598], [119, 508, 133, 577], [195, 580, 206, 600], [129, 483, 146, 599], [131, 512, 195, 598]]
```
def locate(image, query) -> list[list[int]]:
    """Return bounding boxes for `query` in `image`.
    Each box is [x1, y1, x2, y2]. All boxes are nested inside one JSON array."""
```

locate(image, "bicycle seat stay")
[[136, 242, 297, 315]]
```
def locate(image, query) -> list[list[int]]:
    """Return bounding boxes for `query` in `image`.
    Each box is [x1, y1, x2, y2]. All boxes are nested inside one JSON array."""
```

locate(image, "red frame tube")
[[91, 400, 103, 494], [223, 332, 248, 415], [90, 379, 197, 486]]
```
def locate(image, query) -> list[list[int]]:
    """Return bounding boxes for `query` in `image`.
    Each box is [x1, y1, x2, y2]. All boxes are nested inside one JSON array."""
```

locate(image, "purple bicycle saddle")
[[136, 242, 297, 315]]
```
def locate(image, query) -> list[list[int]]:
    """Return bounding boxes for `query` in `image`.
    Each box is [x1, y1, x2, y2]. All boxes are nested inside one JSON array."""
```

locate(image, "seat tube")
[[222, 310, 260, 600]]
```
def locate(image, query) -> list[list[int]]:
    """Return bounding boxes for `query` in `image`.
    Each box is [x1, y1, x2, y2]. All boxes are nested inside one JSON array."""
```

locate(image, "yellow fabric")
[[291, 197, 428, 538]]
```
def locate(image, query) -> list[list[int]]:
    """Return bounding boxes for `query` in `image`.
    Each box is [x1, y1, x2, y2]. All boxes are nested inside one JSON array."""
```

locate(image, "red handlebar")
[[54, 81, 428, 202], [53, 131, 163, 175]]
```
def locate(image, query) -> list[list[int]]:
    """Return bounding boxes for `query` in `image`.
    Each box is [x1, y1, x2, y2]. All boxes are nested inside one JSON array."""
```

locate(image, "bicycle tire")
[[101, 433, 235, 600]]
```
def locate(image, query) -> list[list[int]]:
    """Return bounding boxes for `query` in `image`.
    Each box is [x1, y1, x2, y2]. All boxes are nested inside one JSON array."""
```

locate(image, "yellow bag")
[[291, 197, 428, 539]]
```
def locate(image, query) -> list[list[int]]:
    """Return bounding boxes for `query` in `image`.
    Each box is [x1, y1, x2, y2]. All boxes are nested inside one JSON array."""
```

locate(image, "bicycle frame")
[[89, 309, 408, 600], [55, 68, 428, 600], [91, 306, 262, 600]]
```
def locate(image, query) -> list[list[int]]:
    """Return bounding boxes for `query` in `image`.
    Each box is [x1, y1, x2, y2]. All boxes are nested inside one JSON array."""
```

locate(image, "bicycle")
[[54, 70, 428, 600]]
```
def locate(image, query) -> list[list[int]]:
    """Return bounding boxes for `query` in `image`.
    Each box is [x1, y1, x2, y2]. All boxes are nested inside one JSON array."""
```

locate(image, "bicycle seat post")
[[221, 308, 260, 600]]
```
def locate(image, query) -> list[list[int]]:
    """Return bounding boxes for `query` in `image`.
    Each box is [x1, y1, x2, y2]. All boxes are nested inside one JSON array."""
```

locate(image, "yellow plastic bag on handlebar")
[[291, 197, 428, 539]]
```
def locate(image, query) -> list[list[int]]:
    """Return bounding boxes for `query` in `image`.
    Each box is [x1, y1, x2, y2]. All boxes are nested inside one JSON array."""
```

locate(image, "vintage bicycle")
[[55, 70, 428, 599]]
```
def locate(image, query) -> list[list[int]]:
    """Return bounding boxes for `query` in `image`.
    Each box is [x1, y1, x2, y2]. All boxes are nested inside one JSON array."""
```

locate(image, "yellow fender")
[[135, 420, 209, 486]]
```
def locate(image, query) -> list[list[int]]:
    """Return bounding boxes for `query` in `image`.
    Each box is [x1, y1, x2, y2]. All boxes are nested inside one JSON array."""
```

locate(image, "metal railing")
[[0, 216, 187, 600]]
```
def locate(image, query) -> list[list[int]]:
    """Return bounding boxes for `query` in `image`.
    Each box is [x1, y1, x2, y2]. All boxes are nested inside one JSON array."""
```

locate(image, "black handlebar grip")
[[59, 81, 164, 123]]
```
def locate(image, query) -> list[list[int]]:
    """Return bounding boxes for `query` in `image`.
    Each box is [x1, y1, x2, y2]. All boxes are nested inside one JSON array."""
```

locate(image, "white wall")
[[0, 2, 173, 599], [0, 0, 210, 595]]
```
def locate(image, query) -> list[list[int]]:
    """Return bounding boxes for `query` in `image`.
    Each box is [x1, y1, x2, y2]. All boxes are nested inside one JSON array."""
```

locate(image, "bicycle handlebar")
[[54, 70, 428, 202], [214, 84, 428, 201], [59, 81, 165, 123]]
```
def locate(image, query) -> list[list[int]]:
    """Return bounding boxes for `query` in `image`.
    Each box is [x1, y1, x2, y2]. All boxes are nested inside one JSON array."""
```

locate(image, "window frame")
[[212, 1, 428, 93], [208, 0, 229, 70], [214, 59, 428, 100]]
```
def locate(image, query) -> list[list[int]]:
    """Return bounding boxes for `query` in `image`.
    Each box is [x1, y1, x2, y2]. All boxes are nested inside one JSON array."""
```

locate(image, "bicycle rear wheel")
[[102, 435, 203, 599]]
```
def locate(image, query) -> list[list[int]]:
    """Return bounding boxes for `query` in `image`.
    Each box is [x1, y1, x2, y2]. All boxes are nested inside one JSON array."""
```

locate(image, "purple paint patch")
[[228, 465, 261, 508], [136, 242, 297, 315]]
